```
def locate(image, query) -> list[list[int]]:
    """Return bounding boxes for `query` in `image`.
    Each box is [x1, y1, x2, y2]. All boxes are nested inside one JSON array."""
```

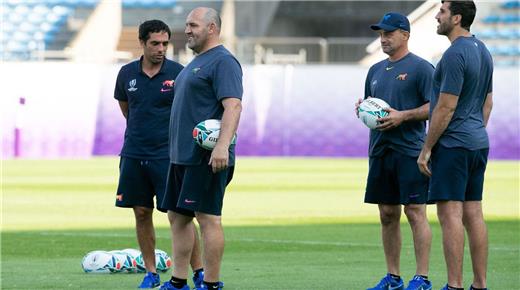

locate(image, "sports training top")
[[364, 52, 434, 157], [169, 45, 243, 165], [431, 36, 493, 150], [114, 57, 184, 159]]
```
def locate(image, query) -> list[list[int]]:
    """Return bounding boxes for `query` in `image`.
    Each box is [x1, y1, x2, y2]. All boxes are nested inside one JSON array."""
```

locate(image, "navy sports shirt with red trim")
[[114, 57, 184, 159]]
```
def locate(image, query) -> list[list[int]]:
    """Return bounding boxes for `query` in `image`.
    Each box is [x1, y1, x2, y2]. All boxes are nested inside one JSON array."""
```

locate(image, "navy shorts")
[[365, 149, 429, 205], [162, 160, 234, 217], [115, 157, 168, 212], [428, 145, 489, 202]]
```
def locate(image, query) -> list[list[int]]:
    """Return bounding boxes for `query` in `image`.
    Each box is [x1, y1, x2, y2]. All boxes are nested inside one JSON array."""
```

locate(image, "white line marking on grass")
[[234, 238, 381, 248], [40, 231, 135, 237], [38, 232, 518, 252]]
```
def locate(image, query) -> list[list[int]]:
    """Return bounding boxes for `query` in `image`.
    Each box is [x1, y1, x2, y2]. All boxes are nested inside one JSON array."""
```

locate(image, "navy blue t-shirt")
[[169, 45, 243, 165], [364, 53, 434, 157], [114, 57, 184, 159], [431, 36, 493, 150]]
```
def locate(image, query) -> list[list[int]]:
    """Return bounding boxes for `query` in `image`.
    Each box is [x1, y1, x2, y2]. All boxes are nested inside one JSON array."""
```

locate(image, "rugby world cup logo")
[[128, 79, 138, 91]]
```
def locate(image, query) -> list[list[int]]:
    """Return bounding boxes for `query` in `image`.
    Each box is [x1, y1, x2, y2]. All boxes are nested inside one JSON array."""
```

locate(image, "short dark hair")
[[138, 19, 171, 43], [441, 1, 476, 31]]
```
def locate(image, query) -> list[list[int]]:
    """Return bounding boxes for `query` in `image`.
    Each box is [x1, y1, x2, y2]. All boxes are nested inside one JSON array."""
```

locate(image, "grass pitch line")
[[38, 231, 518, 252]]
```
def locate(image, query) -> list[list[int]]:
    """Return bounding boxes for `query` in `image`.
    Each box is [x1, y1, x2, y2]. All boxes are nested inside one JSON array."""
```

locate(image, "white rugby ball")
[[81, 251, 122, 273], [120, 248, 146, 273], [192, 119, 237, 150], [155, 249, 172, 273], [109, 250, 137, 273], [358, 98, 390, 129]]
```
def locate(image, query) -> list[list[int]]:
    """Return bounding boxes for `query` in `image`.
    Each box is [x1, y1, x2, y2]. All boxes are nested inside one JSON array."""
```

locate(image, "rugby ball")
[[109, 250, 137, 273], [193, 119, 237, 150], [155, 249, 172, 272], [81, 251, 122, 273], [358, 98, 390, 129], [121, 248, 146, 273]]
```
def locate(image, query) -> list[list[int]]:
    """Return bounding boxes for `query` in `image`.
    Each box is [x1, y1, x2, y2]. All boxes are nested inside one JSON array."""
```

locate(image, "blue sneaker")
[[159, 281, 190, 290], [138, 272, 161, 288], [192, 271, 204, 289], [195, 282, 224, 290], [367, 273, 404, 290], [405, 275, 432, 290]]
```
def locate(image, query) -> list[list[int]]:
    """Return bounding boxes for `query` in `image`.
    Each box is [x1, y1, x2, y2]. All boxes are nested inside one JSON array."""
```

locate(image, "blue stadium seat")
[[491, 45, 520, 56], [477, 28, 520, 39], [476, 29, 499, 39], [483, 14, 500, 23], [123, 0, 168, 9], [502, 0, 520, 9], [155, 0, 177, 8], [502, 14, 520, 23], [6, 40, 27, 52], [498, 29, 520, 39]]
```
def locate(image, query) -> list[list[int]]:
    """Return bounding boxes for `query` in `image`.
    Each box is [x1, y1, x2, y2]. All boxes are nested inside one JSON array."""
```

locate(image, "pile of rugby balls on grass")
[[81, 249, 171, 274]]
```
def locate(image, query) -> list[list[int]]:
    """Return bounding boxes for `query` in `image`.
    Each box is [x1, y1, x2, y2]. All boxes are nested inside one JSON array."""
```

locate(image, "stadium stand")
[[475, 0, 520, 66], [117, 0, 222, 60], [2, 0, 517, 65], [1, 0, 99, 61]]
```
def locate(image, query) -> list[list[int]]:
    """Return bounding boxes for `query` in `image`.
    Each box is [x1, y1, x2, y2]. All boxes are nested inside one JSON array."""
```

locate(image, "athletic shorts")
[[428, 145, 489, 202], [365, 149, 429, 205], [115, 157, 168, 212], [162, 160, 234, 217]]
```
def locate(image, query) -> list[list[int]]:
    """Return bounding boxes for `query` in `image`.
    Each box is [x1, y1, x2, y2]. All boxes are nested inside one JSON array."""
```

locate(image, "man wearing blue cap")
[[355, 12, 434, 290]]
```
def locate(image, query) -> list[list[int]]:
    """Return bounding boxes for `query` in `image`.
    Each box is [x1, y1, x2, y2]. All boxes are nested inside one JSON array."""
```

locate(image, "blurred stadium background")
[[1, 0, 518, 160], [1, 1, 519, 288]]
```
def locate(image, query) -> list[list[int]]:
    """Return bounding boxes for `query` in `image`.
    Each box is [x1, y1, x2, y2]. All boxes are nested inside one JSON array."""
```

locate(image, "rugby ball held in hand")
[[193, 119, 236, 150], [358, 98, 390, 129]]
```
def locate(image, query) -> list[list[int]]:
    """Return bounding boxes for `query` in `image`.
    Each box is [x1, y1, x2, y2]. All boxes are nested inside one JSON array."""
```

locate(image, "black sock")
[[204, 281, 220, 289], [470, 286, 487, 290], [389, 273, 401, 280], [418, 275, 428, 280], [170, 276, 187, 288], [193, 268, 204, 279], [447, 286, 464, 290]]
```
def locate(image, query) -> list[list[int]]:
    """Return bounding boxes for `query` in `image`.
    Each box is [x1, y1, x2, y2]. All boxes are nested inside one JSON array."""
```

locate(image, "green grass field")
[[2, 157, 519, 289]]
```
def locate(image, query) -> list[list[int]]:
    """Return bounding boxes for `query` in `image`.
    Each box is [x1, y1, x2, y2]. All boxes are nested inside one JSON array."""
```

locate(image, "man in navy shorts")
[[418, 2, 493, 290], [159, 7, 243, 290], [356, 12, 434, 290], [114, 20, 203, 289]]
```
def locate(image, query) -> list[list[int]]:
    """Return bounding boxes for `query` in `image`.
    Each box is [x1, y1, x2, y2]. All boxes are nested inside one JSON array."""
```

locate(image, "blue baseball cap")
[[370, 12, 410, 32]]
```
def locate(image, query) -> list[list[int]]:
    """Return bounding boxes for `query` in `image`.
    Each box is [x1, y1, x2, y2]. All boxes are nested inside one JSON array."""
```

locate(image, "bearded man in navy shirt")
[[418, 2, 493, 290]]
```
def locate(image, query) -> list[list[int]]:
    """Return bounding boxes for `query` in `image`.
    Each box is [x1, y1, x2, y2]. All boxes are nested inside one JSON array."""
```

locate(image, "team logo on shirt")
[[128, 79, 138, 91], [192, 67, 201, 74], [161, 79, 174, 92], [396, 73, 408, 81]]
